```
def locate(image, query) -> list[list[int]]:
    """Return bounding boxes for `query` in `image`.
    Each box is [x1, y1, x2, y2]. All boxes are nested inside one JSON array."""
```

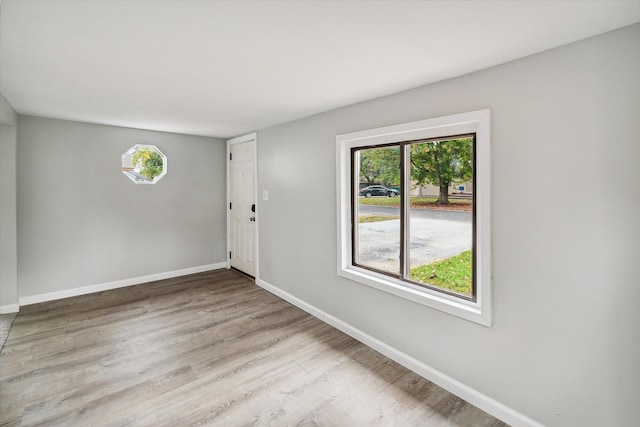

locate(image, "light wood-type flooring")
[[0, 269, 508, 426]]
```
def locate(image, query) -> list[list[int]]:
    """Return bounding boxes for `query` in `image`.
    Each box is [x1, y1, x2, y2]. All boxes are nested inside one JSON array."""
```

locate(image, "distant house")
[[410, 181, 473, 198]]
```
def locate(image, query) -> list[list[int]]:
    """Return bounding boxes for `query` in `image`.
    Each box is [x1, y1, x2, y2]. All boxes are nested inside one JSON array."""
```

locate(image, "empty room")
[[1, 1, 639, 426]]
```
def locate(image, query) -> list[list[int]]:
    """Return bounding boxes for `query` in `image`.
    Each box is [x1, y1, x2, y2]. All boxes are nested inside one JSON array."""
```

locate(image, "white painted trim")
[[336, 109, 492, 326], [255, 277, 541, 427], [19, 263, 226, 306], [226, 132, 259, 278], [0, 304, 19, 314]]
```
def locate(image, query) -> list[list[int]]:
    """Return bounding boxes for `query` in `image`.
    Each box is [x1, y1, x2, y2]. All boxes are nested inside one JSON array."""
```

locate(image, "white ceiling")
[[1, 1, 639, 138]]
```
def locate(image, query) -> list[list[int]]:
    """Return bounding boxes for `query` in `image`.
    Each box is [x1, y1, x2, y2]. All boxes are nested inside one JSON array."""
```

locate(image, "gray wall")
[[0, 94, 18, 311], [17, 116, 227, 299], [256, 24, 640, 427]]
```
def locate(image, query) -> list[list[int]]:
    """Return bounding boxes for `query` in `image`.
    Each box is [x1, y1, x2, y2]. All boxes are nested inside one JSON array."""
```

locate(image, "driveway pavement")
[[356, 207, 472, 273]]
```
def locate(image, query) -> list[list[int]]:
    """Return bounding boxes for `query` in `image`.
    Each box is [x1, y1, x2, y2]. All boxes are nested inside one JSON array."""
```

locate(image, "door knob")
[[250, 216, 256, 222]]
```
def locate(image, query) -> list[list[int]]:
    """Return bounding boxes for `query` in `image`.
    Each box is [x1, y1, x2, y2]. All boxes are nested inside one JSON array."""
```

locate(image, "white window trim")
[[336, 110, 492, 326]]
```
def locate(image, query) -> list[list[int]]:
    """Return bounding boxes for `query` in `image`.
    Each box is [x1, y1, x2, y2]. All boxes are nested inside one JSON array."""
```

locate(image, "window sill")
[[339, 265, 490, 326]]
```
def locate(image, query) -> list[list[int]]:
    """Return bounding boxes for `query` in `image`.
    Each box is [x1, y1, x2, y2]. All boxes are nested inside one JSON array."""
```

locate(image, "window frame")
[[336, 110, 492, 326], [351, 134, 477, 300]]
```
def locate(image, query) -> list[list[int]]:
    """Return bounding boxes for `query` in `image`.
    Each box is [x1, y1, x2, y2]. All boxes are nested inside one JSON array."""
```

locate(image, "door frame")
[[226, 132, 259, 278]]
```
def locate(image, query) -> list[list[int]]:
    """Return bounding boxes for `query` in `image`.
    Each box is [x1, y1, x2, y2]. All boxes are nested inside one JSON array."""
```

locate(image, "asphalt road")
[[356, 205, 472, 273]]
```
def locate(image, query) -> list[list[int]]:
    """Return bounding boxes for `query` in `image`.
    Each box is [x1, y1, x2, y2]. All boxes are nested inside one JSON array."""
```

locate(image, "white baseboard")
[[255, 277, 543, 427], [19, 262, 227, 307], [0, 304, 19, 314]]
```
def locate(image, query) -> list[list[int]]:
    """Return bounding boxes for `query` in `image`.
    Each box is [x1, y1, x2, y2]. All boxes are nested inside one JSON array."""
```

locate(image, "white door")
[[229, 137, 256, 276]]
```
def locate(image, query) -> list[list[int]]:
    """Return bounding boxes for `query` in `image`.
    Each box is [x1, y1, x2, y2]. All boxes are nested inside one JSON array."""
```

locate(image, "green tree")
[[132, 148, 164, 181], [410, 138, 473, 204], [359, 146, 400, 187]]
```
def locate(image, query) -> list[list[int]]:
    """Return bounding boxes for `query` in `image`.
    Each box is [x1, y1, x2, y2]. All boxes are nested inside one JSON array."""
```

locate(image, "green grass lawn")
[[410, 250, 472, 296], [358, 214, 400, 223], [359, 196, 472, 211]]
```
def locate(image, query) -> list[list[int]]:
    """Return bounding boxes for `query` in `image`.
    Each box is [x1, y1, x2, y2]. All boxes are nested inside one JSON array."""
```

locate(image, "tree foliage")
[[357, 138, 472, 204], [410, 138, 473, 204], [359, 146, 400, 187], [132, 148, 164, 181]]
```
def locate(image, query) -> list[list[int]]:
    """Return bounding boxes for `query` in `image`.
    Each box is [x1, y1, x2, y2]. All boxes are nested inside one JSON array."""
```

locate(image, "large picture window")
[[337, 110, 491, 326], [353, 135, 475, 298]]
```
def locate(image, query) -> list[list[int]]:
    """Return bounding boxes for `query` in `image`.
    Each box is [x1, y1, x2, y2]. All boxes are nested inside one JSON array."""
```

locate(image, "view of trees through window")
[[132, 147, 164, 181], [122, 144, 167, 184], [353, 135, 475, 299]]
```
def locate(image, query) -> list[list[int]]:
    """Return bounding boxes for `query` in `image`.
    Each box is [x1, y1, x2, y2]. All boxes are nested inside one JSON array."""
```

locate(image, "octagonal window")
[[122, 144, 167, 184]]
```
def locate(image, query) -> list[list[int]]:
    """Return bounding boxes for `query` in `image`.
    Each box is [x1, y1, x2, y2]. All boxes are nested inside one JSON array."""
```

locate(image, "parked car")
[[359, 185, 399, 198]]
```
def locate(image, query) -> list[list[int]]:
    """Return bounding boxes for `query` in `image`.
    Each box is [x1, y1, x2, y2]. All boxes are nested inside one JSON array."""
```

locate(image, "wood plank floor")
[[0, 269, 508, 426]]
